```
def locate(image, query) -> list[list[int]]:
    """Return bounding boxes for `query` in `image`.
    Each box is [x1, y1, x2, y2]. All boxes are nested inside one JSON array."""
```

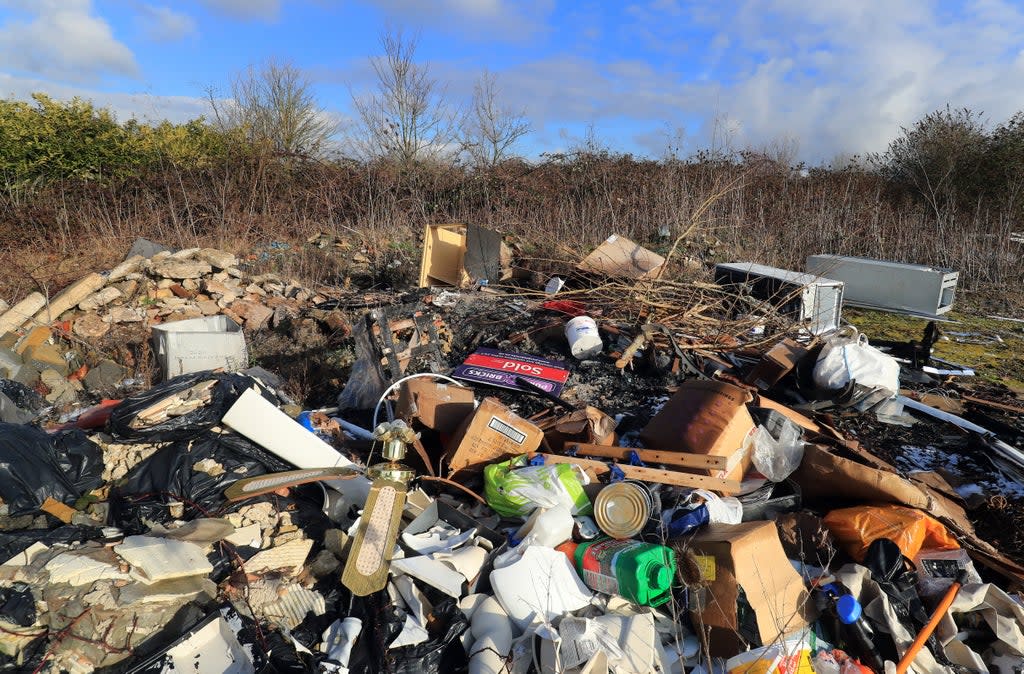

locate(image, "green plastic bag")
[[484, 455, 592, 518]]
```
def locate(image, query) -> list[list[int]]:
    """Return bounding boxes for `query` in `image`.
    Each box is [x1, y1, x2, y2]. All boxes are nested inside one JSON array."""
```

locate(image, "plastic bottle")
[[834, 593, 885, 674], [573, 538, 675, 607]]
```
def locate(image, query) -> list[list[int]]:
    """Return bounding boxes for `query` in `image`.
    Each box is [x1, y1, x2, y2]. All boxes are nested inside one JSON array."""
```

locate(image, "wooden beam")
[[532, 453, 740, 493], [566, 442, 728, 470]]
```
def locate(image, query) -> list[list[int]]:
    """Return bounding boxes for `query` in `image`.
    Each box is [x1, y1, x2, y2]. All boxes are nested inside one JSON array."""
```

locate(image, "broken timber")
[[531, 452, 740, 492], [566, 442, 728, 470]]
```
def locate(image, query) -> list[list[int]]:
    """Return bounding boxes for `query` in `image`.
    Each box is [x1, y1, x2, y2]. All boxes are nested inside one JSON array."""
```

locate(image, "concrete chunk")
[[31, 273, 106, 326], [151, 259, 213, 280], [0, 292, 46, 335], [73, 313, 110, 339], [231, 300, 273, 329], [108, 255, 144, 282], [196, 248, 239, 270], [78, 286, 122, 312]]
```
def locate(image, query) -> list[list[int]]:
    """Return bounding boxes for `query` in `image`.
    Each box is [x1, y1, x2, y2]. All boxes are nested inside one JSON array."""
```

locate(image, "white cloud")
[[463, 0, 1024, 162], [0, 0, 138, 83], [362, 0, 552, 41], [198, 0, 281, 21], [138, 4, 197, 43], [0, 72, 210, 123], [667, 0, 1024, 161]]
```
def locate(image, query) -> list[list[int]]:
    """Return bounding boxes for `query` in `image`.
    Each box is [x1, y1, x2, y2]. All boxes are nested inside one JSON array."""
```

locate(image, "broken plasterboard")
[[114, 536, 214, 584], [577, 235, 666, 280]]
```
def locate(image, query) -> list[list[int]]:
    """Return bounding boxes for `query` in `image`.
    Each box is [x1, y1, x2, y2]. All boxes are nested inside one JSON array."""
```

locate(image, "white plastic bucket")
[[565, 316, 603, 359]]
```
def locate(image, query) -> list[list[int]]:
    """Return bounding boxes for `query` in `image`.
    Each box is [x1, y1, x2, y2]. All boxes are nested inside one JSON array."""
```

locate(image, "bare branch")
[[350, 29, 459, 164], [461, 69, 531, 167], [209, 59, 334, 157]]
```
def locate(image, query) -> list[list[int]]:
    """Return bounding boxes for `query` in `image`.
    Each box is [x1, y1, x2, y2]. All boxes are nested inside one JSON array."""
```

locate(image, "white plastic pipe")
[[468, 596, 514, 674]]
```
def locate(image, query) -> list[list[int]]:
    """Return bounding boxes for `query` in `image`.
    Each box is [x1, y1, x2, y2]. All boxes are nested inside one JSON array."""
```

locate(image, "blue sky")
[[1, 0, 1023, 163]]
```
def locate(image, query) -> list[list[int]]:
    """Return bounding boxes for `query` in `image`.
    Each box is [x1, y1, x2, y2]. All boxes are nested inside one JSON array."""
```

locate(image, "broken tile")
[[261, 585, 326, 630], [117, 576, 216, 606], [242, 538, 312, 577]]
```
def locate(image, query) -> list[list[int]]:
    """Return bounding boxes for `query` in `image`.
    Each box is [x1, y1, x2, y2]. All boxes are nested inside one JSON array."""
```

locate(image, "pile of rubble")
[[0, 240, 332, 408], [0, 230, 1022, 673]]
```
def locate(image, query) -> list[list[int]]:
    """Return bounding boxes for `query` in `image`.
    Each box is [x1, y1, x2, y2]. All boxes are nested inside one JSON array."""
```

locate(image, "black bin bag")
[[0, 423, 103, 516], [108, 371, 274, 444], [109, 430, 296, 533]]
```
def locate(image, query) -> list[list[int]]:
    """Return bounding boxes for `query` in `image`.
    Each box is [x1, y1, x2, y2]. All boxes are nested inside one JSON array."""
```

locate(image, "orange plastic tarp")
[[823, 504, 960, 561]]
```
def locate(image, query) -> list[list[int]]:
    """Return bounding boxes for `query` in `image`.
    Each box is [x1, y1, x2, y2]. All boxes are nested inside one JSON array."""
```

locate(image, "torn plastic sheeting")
[[0, 583, 35, 627], [109, 430, 293, 533], [0, 423, 103, 516], [336, 316, 389, 412], [0, 392, 33, 424], [108, 370, 275, 444], [0, 525, 102, 564], [0, 379, 45, 415], [385, 597, 469, 674], [345, 594, 468, 674]]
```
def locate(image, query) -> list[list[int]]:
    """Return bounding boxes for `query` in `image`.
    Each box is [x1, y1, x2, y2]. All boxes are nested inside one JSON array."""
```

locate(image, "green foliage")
[[0, 93, 229, 185]]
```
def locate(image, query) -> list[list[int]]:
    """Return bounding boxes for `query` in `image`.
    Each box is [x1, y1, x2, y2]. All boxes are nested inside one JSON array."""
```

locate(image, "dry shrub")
[[1, 152, 1020, 304]]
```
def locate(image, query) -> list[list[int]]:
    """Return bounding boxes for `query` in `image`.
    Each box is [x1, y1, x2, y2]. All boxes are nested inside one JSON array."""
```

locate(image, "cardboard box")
[[688, 521, 812, 657], [445, 397, 544, 474], [451, 347, 570, 396], [744, 338, 810, 390], [577, 234, 666, 280], [639, 380, 755, 488], [419, 224, 468, 287], [396, 379, 476, 435], [419, 223, 509, 288]]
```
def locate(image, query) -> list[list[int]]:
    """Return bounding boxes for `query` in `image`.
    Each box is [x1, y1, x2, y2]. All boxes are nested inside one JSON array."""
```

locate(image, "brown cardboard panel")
[[577, 235, 666, 280], [688, 521, 812, 657], [445, 397, 544, 474], [640, 380, 755, 489], [396, 379, 476, 435], [539, 406, 617, 452], [744, 338, 810, 390], [792, 444, 931, 510]]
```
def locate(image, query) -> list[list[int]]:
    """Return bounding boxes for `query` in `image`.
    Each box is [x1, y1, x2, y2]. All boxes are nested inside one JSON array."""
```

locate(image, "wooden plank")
[[963, 395, 1024, 415], [532, 453, 740, 492], [567, 442, 728, 470]]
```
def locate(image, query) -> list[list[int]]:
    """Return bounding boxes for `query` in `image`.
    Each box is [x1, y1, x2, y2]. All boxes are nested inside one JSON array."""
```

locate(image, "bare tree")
[[208, 59, 334, 156], [461, 69, 530, 166], [350, 29, 458, 164]]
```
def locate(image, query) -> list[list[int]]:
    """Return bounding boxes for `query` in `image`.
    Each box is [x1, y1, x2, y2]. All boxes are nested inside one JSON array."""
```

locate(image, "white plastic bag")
[[813, 327, 899, 399], [688, 489, 742, 524], [751, 423, 805, 482]]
